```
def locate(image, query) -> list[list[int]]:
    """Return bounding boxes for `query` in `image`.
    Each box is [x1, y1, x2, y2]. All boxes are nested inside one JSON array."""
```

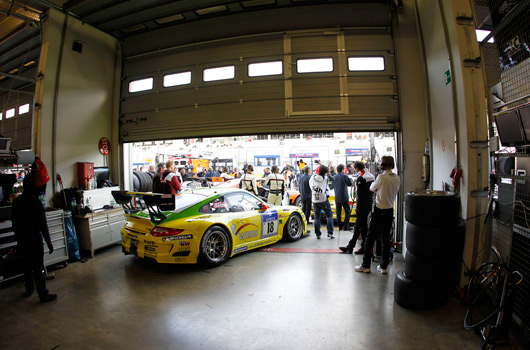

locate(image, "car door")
[[224, 192, 263, 248]]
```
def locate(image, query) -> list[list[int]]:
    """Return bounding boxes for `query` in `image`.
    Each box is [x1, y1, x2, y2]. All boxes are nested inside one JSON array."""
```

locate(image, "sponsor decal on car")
[[261, 210, 279, 239], [144, 252, 157, 258], [144, 240, 155, 244], [235, 223, 259, 240], [249, 239, 276, 250], [128, 234, 138, 239], [174, 257, 187, 262], [145, 246, 156, 252], [179, 241, 190, 247], [234, 246, 248, 254], [162, 234, 193, 242]]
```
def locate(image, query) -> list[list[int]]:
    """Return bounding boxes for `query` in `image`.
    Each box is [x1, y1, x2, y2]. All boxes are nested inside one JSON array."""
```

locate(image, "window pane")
[[129, 77, 153, 93], [6, 108, 15, 118], [203, 65, 235, 82], [296, 58, 333, 73], [248, 61, 283, 77], [476, 29, 495, 43], [348, 57, 385, 71], [0, 113, 2, 120], [163, 71, 192, 87], [18, 103, 30, 115]]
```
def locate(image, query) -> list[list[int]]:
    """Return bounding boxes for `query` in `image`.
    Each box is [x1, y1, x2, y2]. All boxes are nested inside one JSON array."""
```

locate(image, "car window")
[[198, 196, 229, 213], [225, 192, 262, 211]]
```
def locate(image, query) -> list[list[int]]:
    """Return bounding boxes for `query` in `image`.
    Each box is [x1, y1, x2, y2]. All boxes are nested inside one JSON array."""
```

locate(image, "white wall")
[[416, 0, 489, 272], [36, 10, 121, 201]]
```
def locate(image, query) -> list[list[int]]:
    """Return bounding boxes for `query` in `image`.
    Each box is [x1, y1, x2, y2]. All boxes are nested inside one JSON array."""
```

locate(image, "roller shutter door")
[[120, 28, 398, 142]]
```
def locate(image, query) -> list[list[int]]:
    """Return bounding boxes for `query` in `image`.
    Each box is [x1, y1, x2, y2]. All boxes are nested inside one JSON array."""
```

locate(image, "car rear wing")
[[112, 191, 175, 224]]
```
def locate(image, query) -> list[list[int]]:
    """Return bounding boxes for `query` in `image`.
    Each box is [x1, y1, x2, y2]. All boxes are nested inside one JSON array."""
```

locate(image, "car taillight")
[[151, 227, 184, 237]]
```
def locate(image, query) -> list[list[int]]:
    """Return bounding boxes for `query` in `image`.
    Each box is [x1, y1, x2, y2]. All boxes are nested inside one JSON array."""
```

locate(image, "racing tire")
[[283, 213, 304, 242], [405, 220, 465, 258], [294, 196, 302, 208], [405, 191, 460, 227], [132, 171, 141, 192], [199, 225, 232, 267], [140, 171, 153, 192], [404, 250, 460, 285], [394, 270, 452, 310]]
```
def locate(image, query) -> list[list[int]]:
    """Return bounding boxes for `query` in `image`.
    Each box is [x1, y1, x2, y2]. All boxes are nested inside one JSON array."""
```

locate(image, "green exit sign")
[[445, 69, 451, 85]]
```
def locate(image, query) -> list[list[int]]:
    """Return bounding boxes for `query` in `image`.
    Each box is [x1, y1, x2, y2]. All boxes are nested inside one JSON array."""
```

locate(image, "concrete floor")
[[1, 226, 527, 350]]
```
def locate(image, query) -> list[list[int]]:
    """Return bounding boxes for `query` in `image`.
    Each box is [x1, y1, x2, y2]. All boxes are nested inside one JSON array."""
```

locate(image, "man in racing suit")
[[310, 165, 334, 239], [265, 165, 285, 205], [240, 164, 258, 196]]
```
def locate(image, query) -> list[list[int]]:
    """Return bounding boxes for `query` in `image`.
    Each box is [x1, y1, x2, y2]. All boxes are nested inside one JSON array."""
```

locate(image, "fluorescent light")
[[476, 29, 494, 43]]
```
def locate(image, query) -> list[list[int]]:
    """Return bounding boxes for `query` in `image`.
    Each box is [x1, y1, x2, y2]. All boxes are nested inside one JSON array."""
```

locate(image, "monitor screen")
[[94, 167, 110, 188], [0, 138, 11, 153], [517, 104, 530, 143], [495, 110, 526, 147]]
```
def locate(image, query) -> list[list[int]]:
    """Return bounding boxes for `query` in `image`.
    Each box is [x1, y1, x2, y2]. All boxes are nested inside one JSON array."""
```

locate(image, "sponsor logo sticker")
[[261, 210, 279, 239], [235, 223, 259, 240], [162, 234, 193, 242], [234, 246, 248, 254], [145, 246, 155, 252]]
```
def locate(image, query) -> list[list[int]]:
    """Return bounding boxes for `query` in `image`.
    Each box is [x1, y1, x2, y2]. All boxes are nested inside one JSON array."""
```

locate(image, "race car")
[[112, 188, 308, 267]]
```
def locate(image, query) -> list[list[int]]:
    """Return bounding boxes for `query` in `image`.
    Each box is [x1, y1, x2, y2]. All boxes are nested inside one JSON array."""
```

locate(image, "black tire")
[[404, 250, 460, 284], [199, 226, 232, 267], [140, 171, 153, 192], [405, 191, 460, 227], [132, 172, 140, 192], [133, 170, 146, 192], [283, 213, 304, 242], [394, 270, 452, 310], [406, 220, 465, 258], [294, 196, 302, 208]]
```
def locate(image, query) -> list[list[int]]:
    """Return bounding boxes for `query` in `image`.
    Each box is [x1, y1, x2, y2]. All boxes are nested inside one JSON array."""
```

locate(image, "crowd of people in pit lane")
[[139, 156, 399, 275]]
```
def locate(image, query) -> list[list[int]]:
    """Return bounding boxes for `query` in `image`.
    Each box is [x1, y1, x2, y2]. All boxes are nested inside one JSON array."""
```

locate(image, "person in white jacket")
[[309, 165, 334, 239]]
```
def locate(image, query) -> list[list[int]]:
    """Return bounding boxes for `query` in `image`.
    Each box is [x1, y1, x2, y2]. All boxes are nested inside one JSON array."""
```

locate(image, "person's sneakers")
[[354, 265, 371, 273], [316, 235, 321, 239], [24, 289, 34, 297], [40, 294, 57, 303], [377, 265, 387, 274], [328, 233, 335, 239], [354, 249, 365, 255], [306, 230, 311, 233], [339, 246, 352, 254]]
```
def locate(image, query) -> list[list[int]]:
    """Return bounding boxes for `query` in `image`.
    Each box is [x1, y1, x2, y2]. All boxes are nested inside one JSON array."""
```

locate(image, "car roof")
[[182, 187, 248, 197]]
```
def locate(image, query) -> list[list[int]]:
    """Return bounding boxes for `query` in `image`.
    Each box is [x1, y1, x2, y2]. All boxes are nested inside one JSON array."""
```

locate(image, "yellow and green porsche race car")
[[112, 188, 308, 267]]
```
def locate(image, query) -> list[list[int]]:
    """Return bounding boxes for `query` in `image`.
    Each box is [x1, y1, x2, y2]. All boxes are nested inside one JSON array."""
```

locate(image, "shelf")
[[0, 231, 14, 239], [0, 241, 17, 249]]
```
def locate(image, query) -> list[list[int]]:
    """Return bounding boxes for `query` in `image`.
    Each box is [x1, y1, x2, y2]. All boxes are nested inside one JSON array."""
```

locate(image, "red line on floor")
[[258, 247, 341, 253]]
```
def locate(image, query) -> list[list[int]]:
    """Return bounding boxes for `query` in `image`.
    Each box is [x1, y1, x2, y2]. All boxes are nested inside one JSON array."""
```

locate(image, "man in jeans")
[[310, 165, 334, 239], [355, 156, 400, 274], [333, 164, 353, 232]]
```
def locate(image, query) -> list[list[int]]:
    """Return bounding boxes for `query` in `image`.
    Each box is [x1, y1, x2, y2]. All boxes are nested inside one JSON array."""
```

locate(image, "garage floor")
[[0, 226, 527, 350]]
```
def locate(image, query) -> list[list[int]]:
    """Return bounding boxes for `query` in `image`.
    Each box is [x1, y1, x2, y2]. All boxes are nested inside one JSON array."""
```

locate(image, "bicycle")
[[464, 246, 524, 350]]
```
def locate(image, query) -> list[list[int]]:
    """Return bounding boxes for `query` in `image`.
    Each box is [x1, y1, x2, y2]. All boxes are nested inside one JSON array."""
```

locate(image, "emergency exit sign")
[[445, 69, 451, 85]]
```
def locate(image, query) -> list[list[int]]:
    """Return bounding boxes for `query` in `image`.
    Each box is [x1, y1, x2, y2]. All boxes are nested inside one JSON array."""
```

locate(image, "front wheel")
[[199, 226, 231, 267], [283, 213, 304, 242]]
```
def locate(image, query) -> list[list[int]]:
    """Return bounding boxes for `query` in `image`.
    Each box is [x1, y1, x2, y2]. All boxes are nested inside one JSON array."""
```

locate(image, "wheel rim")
[[204, 229, 228, 263], [287, 215, 303, 239]]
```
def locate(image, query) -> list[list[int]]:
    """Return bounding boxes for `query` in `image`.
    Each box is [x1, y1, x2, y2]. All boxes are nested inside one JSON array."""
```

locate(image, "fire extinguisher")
[[450, 167, 463, 191]]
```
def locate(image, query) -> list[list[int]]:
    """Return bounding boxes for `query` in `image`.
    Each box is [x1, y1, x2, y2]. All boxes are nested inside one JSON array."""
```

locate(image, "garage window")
[[296, 58, 333, 73], [163, 71, 192, 87], [129, 77, 153, 93], [18, 103, 30, 115], [348, 57, 385, 71], [203, 65, 235, 82], [6, 108, 15, 119], [248, 61, 283, 77], [0, 113, 2, 120]]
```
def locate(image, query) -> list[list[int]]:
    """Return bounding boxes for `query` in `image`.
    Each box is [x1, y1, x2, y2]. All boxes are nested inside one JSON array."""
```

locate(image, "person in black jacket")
[[298, 165, 313, 230], [12, 174, 57, 303], [340, 161, 375, 254], [333, 164, 353, 231], [152, 162, 165, 193]]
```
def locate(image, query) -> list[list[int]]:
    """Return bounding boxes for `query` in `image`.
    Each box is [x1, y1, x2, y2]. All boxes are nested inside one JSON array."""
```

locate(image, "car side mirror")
[[258, 202, 268, 211]]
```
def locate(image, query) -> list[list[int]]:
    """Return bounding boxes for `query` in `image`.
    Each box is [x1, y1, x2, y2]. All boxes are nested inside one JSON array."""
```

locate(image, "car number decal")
[[261, 210, 278, 239]]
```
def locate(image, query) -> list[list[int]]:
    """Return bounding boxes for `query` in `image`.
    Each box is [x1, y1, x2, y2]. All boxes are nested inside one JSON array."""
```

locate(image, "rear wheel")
[[283, 213, 303, 242], [200, 226, 231, 267]]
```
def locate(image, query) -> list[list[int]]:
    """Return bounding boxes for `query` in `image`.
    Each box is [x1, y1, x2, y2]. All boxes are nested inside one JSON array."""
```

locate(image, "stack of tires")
[[394, 190, 465, 310], [132, 170, 153, 192]]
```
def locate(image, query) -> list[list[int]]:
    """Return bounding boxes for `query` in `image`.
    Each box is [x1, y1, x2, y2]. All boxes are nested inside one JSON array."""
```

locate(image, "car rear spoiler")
[[112, 191, 175, 224]]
